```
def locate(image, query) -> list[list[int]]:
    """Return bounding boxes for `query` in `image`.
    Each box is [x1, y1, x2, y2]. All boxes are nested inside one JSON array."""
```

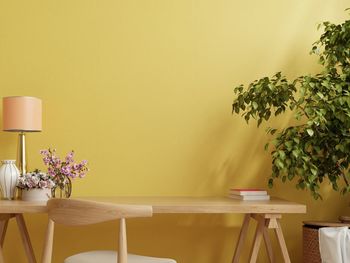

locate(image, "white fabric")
[[319, 227, 350, 263], [64, 250, 177, 263]]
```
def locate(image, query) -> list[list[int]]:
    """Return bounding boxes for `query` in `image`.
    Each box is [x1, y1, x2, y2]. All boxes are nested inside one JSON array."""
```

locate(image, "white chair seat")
[[64, 250, 177, 263]]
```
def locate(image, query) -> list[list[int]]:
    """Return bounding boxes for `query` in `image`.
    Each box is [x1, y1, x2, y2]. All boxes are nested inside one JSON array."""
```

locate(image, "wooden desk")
[[0, 197, 306, 263]]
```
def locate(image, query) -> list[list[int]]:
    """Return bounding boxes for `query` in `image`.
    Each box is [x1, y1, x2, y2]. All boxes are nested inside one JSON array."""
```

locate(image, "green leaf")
[[278, 150, 286, 160], [235, 106, 239, 113], [264, 143, 269, 151], [311, 168, 317, 176], [288, 173, 295, 180], [285, 141, 293, 151], [268, 178, 273, 188], [317, 92, 324, 99], [275, 108, 283, 116], [275, 159, 285, 169], [335, 144, 345, 152], [270, 128, 277, 135], [306, 129, 314, 136], [292, 150, 300, 158], [293, 138, 300, 144]]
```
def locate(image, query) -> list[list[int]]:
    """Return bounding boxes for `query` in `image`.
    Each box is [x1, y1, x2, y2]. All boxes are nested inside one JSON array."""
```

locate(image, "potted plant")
[[40, 149, 89, 198], [232, 13, 350, 199], [17, 169, 55, 201]]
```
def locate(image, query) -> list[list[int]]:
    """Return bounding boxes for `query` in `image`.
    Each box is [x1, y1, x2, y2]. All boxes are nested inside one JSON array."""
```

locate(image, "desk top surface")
[[0, 196, 306, 214]]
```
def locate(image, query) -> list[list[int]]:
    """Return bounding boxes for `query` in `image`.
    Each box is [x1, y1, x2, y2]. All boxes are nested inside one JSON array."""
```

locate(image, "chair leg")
[[16, 214, 37, 263], [42, 219, 55, 263], [118, 218, 127, 263]]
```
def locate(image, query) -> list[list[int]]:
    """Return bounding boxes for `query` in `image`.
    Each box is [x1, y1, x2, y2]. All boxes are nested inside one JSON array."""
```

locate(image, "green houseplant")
[[232, 13, 350, 199]]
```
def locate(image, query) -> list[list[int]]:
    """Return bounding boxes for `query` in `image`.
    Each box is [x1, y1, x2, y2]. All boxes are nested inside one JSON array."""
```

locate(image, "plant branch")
[[290, 96, 310, 119]]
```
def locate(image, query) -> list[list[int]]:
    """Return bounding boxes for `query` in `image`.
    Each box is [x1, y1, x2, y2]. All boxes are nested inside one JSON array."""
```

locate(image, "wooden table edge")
[[0, 196, 307, 214]]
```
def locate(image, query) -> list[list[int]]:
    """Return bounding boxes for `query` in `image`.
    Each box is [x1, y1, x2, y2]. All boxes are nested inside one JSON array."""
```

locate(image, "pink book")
[[229, 188, 268, 196]]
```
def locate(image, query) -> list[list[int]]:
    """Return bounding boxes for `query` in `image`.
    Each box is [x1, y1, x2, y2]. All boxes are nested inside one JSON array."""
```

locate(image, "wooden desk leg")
[[15, 214, 37, 263], [232, 214, 251, 263], [0, 218, 9, 247], [274, 219, 291, 263], [0, 214, 16, 263], [263, 224, 275, 263], [0, 218, 9, 263], [249, 214, 291, 263], [0, 246, 4, 263], [249, 217, 265, 263]]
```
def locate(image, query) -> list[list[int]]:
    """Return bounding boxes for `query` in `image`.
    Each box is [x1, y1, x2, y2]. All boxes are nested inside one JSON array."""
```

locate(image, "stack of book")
[[228, 188, 270, 200]]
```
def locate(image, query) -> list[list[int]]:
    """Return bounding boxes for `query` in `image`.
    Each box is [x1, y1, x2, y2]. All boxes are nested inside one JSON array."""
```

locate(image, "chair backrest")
[[42, 199, 153, 263]]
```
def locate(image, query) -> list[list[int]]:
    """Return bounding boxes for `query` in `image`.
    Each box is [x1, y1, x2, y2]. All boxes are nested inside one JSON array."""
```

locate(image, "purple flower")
[[72, 163, 79, 170], [53, 159, 62, 168], [48, 167, 56, 177], [65, 151, 74, 163], [40, 150, 49, 155], [61, 166, 71, 176], [39, 148, 89, 184], [43, 157, 50, 165]]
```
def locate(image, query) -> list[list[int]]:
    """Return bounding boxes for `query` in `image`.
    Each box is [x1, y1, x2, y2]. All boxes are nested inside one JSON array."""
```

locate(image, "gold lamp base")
[[17, 132, 27, 175]]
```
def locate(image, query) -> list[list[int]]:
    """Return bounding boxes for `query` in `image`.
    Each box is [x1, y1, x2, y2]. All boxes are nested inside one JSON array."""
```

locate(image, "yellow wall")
[[0, 1, 349, 262]]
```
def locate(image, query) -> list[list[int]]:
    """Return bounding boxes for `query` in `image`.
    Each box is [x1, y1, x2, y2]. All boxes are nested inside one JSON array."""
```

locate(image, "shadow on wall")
[[192, 110, 296, 197], [203, 0, 330, 197]]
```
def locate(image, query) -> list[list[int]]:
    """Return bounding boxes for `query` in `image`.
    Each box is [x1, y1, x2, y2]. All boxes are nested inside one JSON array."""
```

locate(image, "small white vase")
[[0, 160, 20, 200], [21, 188, 52, 201]]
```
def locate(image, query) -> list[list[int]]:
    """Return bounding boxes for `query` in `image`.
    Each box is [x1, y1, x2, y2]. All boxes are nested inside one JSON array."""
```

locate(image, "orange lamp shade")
[[3, 96, 42, 132]]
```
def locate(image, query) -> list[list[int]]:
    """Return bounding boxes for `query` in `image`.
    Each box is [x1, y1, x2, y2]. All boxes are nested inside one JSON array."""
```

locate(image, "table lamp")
[[2, 96, 42, 175]]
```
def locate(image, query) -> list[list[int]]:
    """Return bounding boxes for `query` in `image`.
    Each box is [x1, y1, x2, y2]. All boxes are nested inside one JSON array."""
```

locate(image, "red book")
[[229, 189, 268, 196]]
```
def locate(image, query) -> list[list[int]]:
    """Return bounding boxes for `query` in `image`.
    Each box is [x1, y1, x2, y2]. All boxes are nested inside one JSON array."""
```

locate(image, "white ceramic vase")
[[21, 188, 51, 201], [0, 160, 20, 200]]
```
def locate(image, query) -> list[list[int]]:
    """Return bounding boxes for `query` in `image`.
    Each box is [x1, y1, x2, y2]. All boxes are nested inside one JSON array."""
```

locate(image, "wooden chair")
[[42, 199, 177, 263]]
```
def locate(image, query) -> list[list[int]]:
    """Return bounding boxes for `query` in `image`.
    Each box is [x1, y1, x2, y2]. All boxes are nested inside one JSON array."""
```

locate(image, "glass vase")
[[51, 176, 72, 198]]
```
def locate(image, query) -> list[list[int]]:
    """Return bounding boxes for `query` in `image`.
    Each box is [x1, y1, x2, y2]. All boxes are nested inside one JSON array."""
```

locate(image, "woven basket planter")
[[303, 224, 321, 263], [303, 221, 350, 263]]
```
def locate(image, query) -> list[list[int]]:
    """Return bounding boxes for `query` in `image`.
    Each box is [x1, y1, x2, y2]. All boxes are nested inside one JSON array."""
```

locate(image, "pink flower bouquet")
[[40, 149, 89, 196]]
